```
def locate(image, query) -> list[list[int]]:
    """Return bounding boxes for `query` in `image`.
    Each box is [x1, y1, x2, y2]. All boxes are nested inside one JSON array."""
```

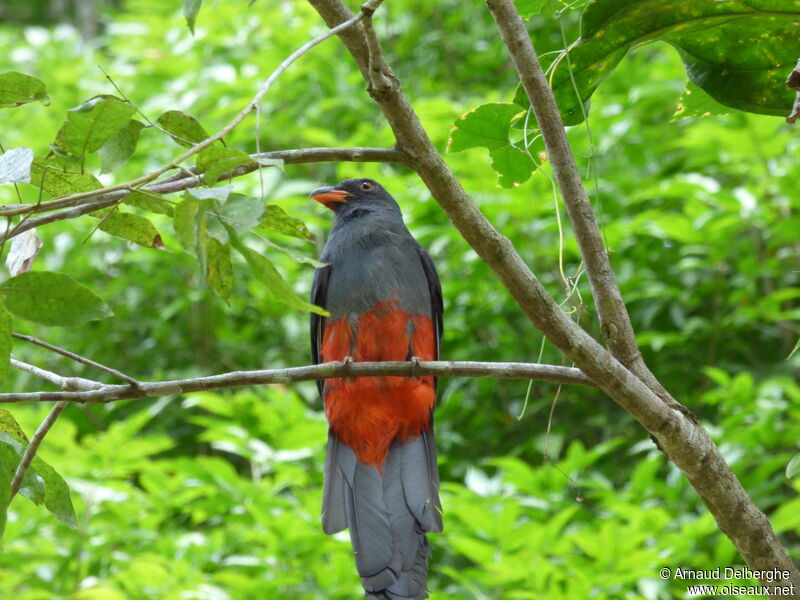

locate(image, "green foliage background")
[[0, 0, 798, 598]]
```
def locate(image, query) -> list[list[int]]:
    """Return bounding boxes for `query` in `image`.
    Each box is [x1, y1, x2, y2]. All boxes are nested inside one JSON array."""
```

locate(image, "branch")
[[309, 0, 800, 594], [0, 360, 593, 403], [13, 333, 141, 387], [0, 146, 408, 244], [8, 400, 69, 502], [486, 0, 670, 401], [10, 358, 103, 391]]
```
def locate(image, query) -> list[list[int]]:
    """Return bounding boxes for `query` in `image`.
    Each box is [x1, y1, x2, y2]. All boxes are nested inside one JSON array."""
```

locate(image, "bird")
[[309, 178, 443, 600]]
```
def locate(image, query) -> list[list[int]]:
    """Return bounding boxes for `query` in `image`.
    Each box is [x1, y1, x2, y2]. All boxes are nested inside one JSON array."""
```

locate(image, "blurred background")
[[0, 0, 798, 598]]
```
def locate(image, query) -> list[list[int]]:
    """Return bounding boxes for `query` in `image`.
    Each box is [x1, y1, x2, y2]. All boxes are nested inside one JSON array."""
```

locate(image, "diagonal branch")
[[486, 0, 671, 401], [8, 400, 69, 502], [0, 360, 594, 404], [307, 0, 800, 595], [13, 333, 141, 386]]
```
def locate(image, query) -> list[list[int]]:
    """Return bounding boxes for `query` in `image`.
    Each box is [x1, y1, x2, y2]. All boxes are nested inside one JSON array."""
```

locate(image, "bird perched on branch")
[[310, 178, 443, 600]]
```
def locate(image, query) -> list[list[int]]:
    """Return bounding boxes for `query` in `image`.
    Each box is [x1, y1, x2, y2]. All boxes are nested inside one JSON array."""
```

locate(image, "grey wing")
[[310, 264, 330, 395]]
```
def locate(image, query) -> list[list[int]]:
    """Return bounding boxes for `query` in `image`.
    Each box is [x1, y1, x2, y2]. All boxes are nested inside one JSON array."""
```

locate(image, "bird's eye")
[[360, 181, 374, 192]]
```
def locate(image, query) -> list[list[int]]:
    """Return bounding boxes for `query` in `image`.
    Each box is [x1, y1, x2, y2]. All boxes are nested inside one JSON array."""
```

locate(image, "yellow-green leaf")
[[29, 158, 101, 197], [99, 119, 145, 173], [196, 146, 255, 186], [124, 191, 174, 217], [156, 110, 210, 147], [0, 71, 49, 108], [0, 432, 77, 530], [206, 238, 233, 303], [96, 211, 165, 249], [0, 271, 112, 327], [0, 408, 26, 442], [173, 196, 202, 252], [52, 95, 137, 158], [258, 204, 312, 241]]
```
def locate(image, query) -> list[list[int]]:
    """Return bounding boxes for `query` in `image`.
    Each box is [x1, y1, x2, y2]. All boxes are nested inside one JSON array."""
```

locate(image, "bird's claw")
[[410, 355, 421, 378], [339, 356, 355, 382]]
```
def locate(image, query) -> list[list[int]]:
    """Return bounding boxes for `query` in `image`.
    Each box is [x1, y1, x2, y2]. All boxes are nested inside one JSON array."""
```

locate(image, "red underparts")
[[321, 298, 436, 468]]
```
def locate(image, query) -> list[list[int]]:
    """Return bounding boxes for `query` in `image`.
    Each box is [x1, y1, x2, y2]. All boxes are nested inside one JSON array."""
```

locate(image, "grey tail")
[[322, 430, 442, 600]]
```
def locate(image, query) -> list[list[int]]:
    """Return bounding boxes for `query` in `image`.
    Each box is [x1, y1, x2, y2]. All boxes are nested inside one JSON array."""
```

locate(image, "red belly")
[[321, 298, 436, 468]]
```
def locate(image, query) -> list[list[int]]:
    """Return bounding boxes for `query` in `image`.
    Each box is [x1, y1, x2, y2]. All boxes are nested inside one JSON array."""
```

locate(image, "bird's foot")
[[409, 355, 421, 378], [341, 355, 354, 382], [342, 355, 354, 369]]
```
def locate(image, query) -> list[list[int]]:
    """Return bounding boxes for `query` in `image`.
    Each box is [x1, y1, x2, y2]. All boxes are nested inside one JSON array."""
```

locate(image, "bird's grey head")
[[309, 178, 403, 224]]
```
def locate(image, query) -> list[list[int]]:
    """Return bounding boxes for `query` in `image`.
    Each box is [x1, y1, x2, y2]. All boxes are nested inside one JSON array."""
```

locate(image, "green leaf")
[[196, 147, 255, 186], [0, 432, 78, 530], [448, 103, 534, 187], [173, 193, 209, 269], [448, 103, 525, 152], [0, 271, 112, 327], [787, 454, 800, 479], [0, 301, 11, 384], [30, 452, 78, 529], [52, 95, 137, 158], [0, 147, 34, 184], [29, 158, 101, 197], [173, 196, 203, 253], [0, 409, 26, 442], [489, 145, 536, 189], [514, 0, 547, 19], [227, 227, 327, 315], [518, 0, 800, 125], [257, 204, 313, 241], [183, 0, 204, 34], [672, 81, 731, 121], [155, 110, 210, 147], [95, 211, 166, 249], [206, 238, 233, 303], [0, 72, 49, 108], [124, 191, 174, 217], [99, 119, 145, 173], [206, 193, 264, 240], [788, 337, 800, 359]]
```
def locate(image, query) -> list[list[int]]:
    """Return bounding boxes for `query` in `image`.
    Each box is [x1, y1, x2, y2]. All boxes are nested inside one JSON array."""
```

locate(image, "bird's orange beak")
[[310, 186, 351, 208]]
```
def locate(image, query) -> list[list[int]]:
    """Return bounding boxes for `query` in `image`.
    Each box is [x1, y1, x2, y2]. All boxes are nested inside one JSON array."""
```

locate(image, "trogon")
[[309, 178, 443, 599]]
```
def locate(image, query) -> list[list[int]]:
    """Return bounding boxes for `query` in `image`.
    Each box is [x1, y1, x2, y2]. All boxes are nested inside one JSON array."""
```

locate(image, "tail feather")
[[400, 430, 442, 533], [322, 432, 355, 534], [349, 461, 395, 577], [322, 433, 441, 600]]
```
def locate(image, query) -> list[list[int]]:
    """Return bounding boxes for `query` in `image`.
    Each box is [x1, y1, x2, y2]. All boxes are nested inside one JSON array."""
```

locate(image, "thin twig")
[[10, 358, 104, 391], [8, 400, 69, 501], [0, 360, 594, 404], [13, 333, 141, 387], [0, 146, 408, 245]]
